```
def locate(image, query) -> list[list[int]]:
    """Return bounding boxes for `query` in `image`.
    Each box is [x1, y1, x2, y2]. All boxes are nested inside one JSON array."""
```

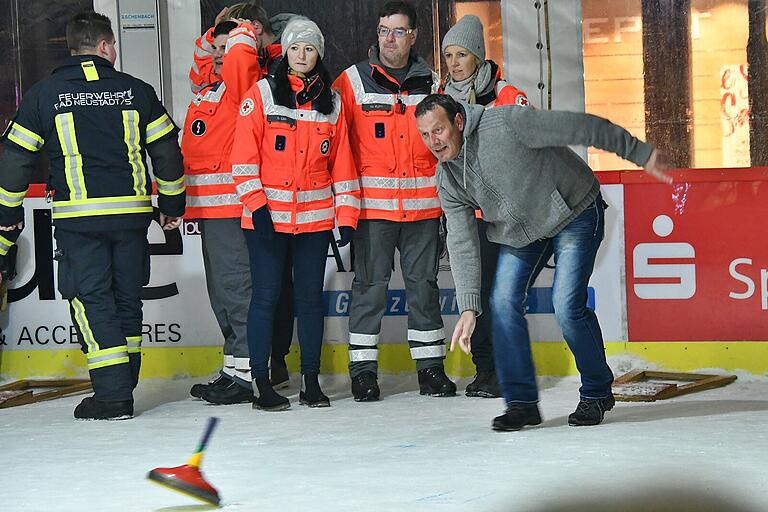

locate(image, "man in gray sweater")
[[414, 94, 671, 432]]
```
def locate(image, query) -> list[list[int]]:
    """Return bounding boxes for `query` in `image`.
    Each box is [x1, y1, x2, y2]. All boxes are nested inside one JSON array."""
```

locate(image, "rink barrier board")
[[2, 341, 767, 381], [4, 168, 768, 380]]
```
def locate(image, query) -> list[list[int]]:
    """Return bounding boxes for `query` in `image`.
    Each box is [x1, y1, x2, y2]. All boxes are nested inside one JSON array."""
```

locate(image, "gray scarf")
[[442, 60, 494, 104]]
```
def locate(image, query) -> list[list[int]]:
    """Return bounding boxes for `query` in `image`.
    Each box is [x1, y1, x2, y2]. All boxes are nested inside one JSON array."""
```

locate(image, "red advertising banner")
[[624, 168, 768, 341]]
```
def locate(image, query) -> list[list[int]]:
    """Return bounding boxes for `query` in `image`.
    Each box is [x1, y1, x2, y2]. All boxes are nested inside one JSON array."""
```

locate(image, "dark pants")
[[348, 218, 445, 377], [54, 227, 148, 402], [244, 228, 329, 379], [200, 218, 293, 387], [491, 196, 614, 405], [470, 219, 500, 374]]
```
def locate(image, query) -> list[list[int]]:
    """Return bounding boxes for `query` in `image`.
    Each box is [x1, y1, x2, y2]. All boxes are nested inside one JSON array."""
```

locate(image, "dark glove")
[[336, 226, 354, 247], [252, 205, 274, 236]]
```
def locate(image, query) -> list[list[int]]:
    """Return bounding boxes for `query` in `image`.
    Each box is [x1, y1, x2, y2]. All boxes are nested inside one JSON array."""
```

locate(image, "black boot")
[[351, 371, 380, 402], [299, 373, 330, 408], [465, 371, 501, 398], [568, 395, 615, 426], [201, 380, 253, 405], [418, 367, 457, 397], [74, 396, 134, 420], [270, 357, 290, 390], [252, 377, 290, 411], [492, 403, 542, 431], [190, 374, 230, 399]]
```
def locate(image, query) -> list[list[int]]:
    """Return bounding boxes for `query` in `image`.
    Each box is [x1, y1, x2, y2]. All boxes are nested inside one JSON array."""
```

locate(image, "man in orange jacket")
[[182, 6, 294, 404], [334, 1, 456, 401]]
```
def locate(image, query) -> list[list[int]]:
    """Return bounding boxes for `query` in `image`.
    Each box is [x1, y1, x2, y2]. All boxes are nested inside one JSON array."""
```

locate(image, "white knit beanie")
[[442, 15, 485, 61], [281, 18, 325, 59]]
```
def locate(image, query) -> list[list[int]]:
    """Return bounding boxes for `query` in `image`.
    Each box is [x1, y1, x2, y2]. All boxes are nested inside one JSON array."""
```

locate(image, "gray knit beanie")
[[281, 18, 325, 59], [442, 15, 485, 61]]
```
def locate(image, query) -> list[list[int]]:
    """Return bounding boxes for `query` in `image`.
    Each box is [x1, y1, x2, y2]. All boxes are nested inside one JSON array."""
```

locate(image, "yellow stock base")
[[1, 341, 767, 381]]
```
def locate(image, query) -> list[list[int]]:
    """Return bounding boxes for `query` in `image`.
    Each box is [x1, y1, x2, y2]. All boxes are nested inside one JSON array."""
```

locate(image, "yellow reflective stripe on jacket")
[[0, 185, 27, 208], [155, 175, 185, 196], [86, 346, 130, 370], [0, 234, 14, 256], [55, 112, 87, 200], [146, 113, 175, 143], [52, 195, 153, 219], [80, 60, 100, 81], [126, 336, 142, 354], [71, 298, 98, 353], [123, 110, 147, 195], [6, 122, 44, 152]]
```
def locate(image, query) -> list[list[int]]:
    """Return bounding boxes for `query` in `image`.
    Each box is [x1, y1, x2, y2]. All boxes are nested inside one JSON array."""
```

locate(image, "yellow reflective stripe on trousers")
[[156, 175, 186, 196], [55, 112, 87, 200], [0, 234, 14, 256], [80, 60, 100, 81], [126, 335, 142, 354], [71, 298, 98, 353], [7, 122, 44, 152], [146, 113, 175, 143], [0, 185, 27, 208], [87, 346, 130, 370], [52, 195, 153, 219], [123, 110, 147, 195]]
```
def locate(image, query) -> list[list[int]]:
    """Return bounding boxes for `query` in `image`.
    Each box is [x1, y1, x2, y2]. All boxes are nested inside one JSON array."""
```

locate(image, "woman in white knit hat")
[[230, 17, 360, 411], [439, 15, 530, 400]]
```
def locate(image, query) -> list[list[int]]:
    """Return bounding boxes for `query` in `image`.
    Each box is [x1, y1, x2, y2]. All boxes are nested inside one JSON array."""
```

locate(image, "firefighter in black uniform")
[[0, 12, 185, 420]]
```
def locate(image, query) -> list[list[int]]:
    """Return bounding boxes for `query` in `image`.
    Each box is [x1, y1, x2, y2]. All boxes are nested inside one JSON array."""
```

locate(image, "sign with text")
[[624, 175, 768, 340]]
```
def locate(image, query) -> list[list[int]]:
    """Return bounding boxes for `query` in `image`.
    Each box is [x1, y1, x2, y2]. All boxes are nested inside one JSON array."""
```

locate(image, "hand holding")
[[336, 226, 355, 247]]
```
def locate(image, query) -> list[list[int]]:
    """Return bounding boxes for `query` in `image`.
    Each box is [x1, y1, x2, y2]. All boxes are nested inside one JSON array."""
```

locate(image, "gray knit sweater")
[[438, 103, 654, 314]]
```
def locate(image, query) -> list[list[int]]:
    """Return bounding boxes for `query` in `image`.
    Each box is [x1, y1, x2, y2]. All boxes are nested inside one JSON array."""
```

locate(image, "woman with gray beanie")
[[439, 14, 530, 399], [440, 15, 528, 108]]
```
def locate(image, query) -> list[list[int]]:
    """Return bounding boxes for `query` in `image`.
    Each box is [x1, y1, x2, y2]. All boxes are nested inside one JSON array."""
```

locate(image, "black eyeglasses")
[[377, 26, 414, 38]]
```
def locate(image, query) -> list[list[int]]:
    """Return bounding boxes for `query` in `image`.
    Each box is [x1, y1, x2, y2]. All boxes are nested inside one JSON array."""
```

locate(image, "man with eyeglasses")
[[334, 1, 455, 401]]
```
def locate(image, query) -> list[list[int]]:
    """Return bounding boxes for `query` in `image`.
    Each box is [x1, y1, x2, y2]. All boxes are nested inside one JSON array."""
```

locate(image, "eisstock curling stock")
[[148, 416, 221, 506]]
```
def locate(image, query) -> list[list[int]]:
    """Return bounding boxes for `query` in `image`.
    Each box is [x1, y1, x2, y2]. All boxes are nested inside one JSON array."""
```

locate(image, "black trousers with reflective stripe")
[[348, 218, 445, 377], [55, 227, 149, 401]]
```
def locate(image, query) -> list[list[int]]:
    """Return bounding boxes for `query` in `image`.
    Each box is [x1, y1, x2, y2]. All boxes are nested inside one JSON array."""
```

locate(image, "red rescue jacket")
[[231, 75, 360, 233]]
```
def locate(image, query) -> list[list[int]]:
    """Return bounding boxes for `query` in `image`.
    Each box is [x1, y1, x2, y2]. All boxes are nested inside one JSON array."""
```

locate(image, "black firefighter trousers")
[[55, 227, 149, 402]]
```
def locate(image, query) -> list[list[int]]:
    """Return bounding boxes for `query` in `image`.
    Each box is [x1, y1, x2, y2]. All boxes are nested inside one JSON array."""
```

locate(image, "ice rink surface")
[[2, 366, 767, 511]]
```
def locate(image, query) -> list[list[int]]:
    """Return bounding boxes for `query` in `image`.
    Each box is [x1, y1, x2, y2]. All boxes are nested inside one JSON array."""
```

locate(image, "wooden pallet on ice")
[[612, 370, 737, 402], [0, 379, 92, 409]]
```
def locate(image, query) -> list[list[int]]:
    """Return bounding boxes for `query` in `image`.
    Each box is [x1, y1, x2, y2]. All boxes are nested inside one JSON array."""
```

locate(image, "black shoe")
[[568, 395, 615, 426], [299, 373, 330, 408], [492, 403, 542, 431], [252, 377, 290, 411], [190, 374, 230, 399], [201, 380, 253, 405], [74, 396, 134, 420], [465, 371, 501, 398], [418, 367, 457, 397], [351, 371, 380, 402], [270, 358, 290, 390]]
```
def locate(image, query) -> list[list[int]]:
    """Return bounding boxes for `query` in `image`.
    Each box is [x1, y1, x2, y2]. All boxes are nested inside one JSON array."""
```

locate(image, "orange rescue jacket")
[[181, 23, 261, 219], [231, 76, 360, 234], [333, 50, 441, 223]]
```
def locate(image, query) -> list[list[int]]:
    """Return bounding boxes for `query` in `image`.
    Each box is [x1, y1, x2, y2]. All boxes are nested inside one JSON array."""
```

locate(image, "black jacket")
[[0, 55, 185, 256]]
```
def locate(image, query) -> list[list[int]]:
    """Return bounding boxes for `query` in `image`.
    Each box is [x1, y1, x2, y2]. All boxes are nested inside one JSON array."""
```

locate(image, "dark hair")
[[415, 94, 462, 123], [271, 56, 335, 116], [213, 20, 238, 38], [66, 11, 114, 52], [228, 3, 272, 34], [378, 1, 418, 29]]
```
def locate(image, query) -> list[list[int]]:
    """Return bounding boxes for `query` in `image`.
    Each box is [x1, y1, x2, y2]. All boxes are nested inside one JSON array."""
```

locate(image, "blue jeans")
[[244, 227, 330, 379], [490, 196, 614, 405]]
